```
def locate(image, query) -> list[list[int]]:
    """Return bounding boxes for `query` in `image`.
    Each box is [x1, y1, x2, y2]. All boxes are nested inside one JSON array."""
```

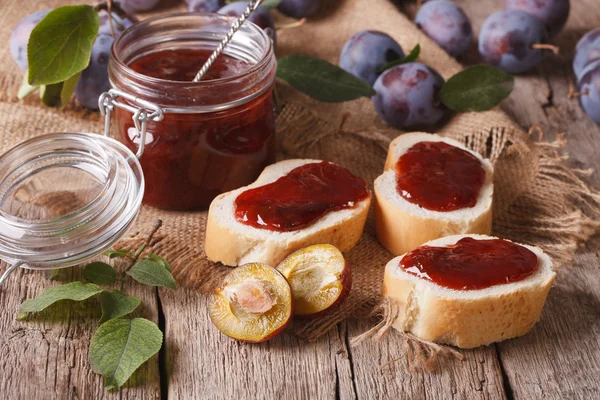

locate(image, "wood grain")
[[1, 0, 600, 399], [0, 266, 161, 400]]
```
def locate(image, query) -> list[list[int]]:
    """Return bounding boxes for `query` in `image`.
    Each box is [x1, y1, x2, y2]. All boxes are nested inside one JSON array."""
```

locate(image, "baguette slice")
[[383, 234, 556, 349], [375, 132, 494, 256], [205, 159, 371, 267]]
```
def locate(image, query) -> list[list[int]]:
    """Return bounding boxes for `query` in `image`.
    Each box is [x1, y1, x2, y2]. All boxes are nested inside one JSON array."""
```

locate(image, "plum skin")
[[478, 10, 548, 74], [97, 9, 138, 36], [75, 35, 114, 110], [188, 0, 225, 13], [339, 30, 405, 85], [120, 0, 160, 12], [577, 60, 600, 123], [505, 0, 570, 39], [372, 62, 446, 129], [10, 9, 52, 71], [573, 28, 600, 78], [278, 0, 320, 18], [415, 0, 473, 57], [218, 2, 276, 43]]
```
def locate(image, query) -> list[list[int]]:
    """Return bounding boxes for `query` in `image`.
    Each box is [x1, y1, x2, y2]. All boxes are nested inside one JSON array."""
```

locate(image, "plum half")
[[277, 244, 351, 318], [209, 263, 293, 342]]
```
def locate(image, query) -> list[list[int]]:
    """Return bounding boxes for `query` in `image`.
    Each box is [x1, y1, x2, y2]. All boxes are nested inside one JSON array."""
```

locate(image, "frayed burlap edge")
[[349, 298, 463, 371]]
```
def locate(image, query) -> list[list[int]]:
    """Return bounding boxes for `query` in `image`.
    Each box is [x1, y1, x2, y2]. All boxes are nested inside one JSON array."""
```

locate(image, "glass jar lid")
[[0, 132, 144, 278]]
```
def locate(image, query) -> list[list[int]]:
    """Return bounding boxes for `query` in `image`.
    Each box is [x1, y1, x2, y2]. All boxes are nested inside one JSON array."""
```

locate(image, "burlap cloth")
[[1, 0, 600, 340]]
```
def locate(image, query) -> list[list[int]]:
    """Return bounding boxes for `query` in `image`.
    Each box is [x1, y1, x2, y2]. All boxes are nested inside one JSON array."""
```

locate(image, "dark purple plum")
[[218, 2, 276, 43], [573, 28, 600, 78], [478, 10, 548, 74], [505, 0, 569, 39], [576, 59, 600, 123], [120, 0, 160, 12], [415, 0, 473, 57], [372, 62, 446, 129], [278, 0, 320, 18], [97, 9, 138, 36], [339, 30, 405, 85], [75, 35, 114, 110], [10, 9, 52, 71], [188, 0, 225, 13]]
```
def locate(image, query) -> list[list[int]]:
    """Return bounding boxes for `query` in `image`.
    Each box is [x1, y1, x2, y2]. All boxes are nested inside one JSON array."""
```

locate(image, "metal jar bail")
[[98, 88, 164, 158]]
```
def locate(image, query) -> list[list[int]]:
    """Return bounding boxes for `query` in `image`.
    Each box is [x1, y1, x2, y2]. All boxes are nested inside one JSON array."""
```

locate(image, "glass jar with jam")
[[105, 13, 277, 210]]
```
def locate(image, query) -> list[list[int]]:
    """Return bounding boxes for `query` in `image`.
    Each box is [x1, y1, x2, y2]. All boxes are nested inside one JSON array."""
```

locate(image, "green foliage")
[[99, 290, 141, 322], [276, 54, 376, 102], [379, 44, 421, 73], [84, 262, 117, 285], [27, 5, 99, 85], [19, 282, 103, 316], [439, 65, 514, 112], [104, 248, 133, 259], [89, 318, 163, 389], [127, 260, 177, 289]]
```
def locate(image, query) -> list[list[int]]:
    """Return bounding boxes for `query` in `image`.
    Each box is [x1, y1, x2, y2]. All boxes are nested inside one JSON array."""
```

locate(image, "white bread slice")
[[383, 234, 556, 349], [205, 159, 371, 267], [375, 132, 494, 256]]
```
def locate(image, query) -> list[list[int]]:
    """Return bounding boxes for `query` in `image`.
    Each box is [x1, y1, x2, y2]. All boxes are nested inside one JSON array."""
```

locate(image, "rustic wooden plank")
[[0, 265, 161, 400], [454, 0, 600, 399], [158, 287, 356, 399]]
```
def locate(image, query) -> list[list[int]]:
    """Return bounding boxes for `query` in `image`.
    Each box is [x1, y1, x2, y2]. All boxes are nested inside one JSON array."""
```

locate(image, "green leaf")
[[127, 260, 177, 289], [27, 5, 100, 85], [40, 83, 63, 107], [89, 318, 163, 389], [439, 64, 514, 112], [144, 254, 171, 271], [99, 290, 141, 323], [228, 0, 281, 9], [104, 248, 133, 259], [379, 44, 421, 73], [19, 281, 103, 315], [276, 54, 376, 103], [18, 71, 38, 99], [44, 269, 61, 280], [84, 262, 117, 285], [60, 71, 81, 107]]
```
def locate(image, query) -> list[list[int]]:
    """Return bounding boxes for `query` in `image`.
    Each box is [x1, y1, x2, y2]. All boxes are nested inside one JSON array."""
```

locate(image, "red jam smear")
[[234, 161, 369, 232], [129, 49, 250, 81], [120, 49, 275, 210], [395, 141, 486, 212], [400, 237, 539, 290]]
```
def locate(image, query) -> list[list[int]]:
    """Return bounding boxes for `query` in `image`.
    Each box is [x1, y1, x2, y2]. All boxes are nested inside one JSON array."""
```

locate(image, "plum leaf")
[[277, 54, 376, 102], [379, 44, 421, 73], [439, 64, 514, 112], [89, 318, 162, 389], [99, 291, 141, 322], [84, 262, 117, 285], [27, 5, 99, 85], [19, 281, 103, 316], [127, 260, 177, 289]]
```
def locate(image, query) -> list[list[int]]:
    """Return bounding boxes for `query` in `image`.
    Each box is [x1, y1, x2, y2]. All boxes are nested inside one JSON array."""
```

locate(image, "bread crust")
[[205, 160, 371, 267], [383, 234, 556, 349], [375, 132, 493, 255]]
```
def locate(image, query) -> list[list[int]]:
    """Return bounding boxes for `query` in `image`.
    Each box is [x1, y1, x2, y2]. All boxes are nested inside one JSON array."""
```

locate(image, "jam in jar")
[[400, 237, 539, 290], [234, 162, 369, 232], [395, 141, 486, 212], [108, 13, 277, 210]]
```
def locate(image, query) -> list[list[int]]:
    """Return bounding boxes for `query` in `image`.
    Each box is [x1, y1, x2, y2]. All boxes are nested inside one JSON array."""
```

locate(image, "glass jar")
[[0, 132, 144, 283], [106, 13, 277, 210]]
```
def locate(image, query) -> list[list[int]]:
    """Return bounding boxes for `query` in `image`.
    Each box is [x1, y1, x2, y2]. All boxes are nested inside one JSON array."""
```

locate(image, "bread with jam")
[[383, 234, 555, 348], [205, 159, 371, 267], [375, 132, 494, 255]]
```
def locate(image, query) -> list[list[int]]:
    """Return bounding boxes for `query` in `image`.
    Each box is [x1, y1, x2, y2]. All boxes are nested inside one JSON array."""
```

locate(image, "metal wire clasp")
[[98, 88, 164, 158]]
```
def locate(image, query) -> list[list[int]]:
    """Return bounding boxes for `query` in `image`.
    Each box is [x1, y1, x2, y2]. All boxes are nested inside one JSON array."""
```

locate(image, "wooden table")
[[1, 1, 599, 399]]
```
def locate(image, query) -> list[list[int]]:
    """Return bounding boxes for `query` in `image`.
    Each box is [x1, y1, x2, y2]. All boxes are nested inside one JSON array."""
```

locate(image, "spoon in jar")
[[192, 0, 265, 82]]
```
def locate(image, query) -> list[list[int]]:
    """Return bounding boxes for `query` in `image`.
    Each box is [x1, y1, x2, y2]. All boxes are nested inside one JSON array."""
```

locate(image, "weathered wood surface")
[[1, 0, 600, 399]]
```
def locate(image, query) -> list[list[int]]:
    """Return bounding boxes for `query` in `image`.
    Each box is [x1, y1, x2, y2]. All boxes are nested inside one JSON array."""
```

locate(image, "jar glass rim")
[[111, 12, 275, 88], [0, 132, 144, 269]]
